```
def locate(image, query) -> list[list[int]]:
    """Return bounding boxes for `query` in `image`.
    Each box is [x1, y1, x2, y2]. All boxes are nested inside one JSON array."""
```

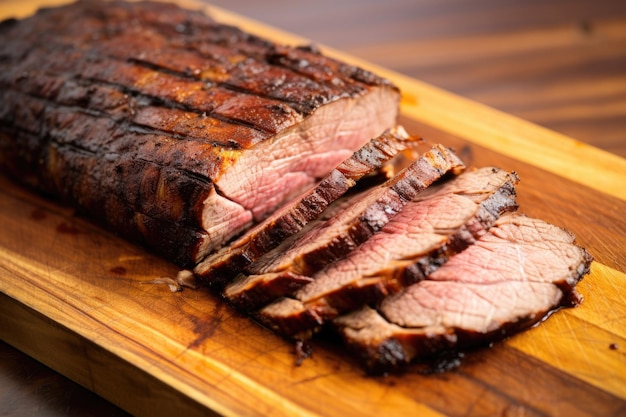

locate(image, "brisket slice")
[[333, 213, 593, 374], [0, 0, 399, 266], [194, 127, 417, 287], [257, 167, 519, 338], [223, 144, 466, 310]]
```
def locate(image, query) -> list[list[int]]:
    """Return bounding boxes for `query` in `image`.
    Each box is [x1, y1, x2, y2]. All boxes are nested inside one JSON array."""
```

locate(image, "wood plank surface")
[[1, 0, 625, 416]]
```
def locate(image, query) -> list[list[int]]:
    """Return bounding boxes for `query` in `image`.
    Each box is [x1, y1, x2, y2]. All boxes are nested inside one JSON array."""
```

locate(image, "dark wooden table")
[[1, 0, 625, 415]]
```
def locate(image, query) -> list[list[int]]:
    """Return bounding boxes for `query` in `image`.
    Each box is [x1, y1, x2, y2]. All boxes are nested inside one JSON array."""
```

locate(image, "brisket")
[[0, 0, 400, 266], [333, 213, 593, 374], [223, 144, 465, 310], [194, 127, 418, 287], [256, 167, 519, 338]]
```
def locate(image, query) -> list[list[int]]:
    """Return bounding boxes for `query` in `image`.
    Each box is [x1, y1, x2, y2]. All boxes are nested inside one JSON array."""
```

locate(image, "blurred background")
[[1, 0, 625, 416], [209, 0, 626, 158]]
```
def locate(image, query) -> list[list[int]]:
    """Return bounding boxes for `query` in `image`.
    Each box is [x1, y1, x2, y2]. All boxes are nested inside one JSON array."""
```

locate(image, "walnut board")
[[1, 1, 625, 416]]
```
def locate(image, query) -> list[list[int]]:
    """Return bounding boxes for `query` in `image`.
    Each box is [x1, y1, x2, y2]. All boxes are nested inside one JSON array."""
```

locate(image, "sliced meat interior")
[[223, 144, 466, 309], [333, 213, 593, 374], [0, 0, 400, 266], [194, 127, 418, 287], [257, 167, 520, 338]]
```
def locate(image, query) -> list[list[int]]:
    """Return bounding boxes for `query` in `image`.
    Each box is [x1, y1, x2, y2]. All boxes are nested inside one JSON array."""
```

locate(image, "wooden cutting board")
[[1, 1, 625, 416]]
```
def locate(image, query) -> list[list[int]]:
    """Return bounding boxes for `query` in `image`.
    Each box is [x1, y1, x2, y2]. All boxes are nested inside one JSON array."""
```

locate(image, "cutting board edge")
[[0, 292, 228, 417]]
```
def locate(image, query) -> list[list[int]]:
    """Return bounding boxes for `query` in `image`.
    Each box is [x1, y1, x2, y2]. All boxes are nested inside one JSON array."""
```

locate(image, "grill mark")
[[1, 65, 276, 144], [2, 7, 391, 144], [2, 0, 389, 94], [2, 47, 314, 143], [104, 47, 340, 113], [51, 139, 214, 187], [1, 3, 383, 119], [1, 94, 258, 236], [0, 124, 249, 251], [0, 83, 265, 151], [107, 58, 321, 122], [0, 93, 227, 190], [95, 22, 370, 99], [4, 34, 344, 112]]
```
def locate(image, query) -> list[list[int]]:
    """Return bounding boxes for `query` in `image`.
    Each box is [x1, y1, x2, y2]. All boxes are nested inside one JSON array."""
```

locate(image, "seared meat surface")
[[0, 0, 399, 265]]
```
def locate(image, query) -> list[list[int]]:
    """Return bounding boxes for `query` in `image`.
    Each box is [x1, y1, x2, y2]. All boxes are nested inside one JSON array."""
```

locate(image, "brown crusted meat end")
[[0, 0, 400, 265]]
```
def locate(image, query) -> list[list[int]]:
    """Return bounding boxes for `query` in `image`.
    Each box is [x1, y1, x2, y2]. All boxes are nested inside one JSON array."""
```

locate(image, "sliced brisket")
[[223, 144, 465, 310], [194, 127, 417, 287], [256, 167, 519, 338], [333, 213, 593, 374], [0, 0, 400, 266]]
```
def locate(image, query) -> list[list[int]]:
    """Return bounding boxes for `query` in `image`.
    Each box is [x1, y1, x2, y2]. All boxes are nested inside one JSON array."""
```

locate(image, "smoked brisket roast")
[[0, 0, 592, 374], [0, 0, 400, 266]]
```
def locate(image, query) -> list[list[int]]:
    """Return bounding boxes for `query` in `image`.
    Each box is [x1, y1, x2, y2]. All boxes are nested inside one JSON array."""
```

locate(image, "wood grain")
[[1, 1, 625, 416]]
